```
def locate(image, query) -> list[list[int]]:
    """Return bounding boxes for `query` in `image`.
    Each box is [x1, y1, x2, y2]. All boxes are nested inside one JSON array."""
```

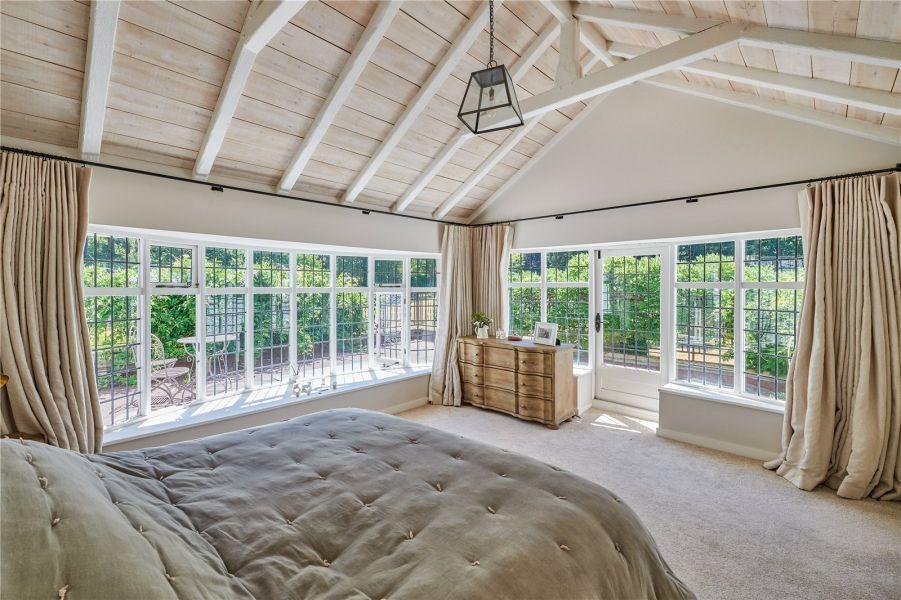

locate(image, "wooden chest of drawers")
[[457, 336, 576, 428]]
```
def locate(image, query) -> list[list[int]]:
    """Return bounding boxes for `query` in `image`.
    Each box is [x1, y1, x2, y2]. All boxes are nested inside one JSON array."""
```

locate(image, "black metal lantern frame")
[[457, 63, 523, 135], [457, 0, 524, 135]]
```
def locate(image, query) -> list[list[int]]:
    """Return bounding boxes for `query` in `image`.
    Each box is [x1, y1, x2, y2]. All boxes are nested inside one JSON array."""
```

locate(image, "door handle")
[[594, 313, 601, 333]]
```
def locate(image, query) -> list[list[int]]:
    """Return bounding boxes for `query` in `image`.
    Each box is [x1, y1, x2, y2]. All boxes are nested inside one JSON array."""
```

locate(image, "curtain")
[[470, 224, 513, 336], [0, 151, 103, 452], [429, 224, 513, 407], [765, 173, 901, 500]]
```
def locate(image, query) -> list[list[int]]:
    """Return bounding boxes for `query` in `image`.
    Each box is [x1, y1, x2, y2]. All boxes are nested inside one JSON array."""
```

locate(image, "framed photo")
[[532, 322, 558, 346]]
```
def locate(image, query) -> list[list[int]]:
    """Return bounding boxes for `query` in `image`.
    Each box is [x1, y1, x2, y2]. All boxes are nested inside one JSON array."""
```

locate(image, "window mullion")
[[734, 239, 744, 396], [140, 238, 151, 418], [540, 252, 547, 323], [245, 250, 254, 390], [403, 257, 411, 367], [289, 252, 298, 378], [196, 242, 207, 404], [329, 254, 337, 381]]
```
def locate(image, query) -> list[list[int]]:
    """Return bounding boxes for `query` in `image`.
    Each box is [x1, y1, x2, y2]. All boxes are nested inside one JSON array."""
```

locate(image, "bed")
[[1, 408, 694, 599]]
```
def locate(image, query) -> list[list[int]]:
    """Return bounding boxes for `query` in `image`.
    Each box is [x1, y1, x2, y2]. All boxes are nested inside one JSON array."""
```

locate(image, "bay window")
[[83, 227, 439, 429]]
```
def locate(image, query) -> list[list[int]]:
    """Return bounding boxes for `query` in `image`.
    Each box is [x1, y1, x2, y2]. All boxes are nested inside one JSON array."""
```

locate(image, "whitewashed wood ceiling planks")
[[1, 0, 899, 222]]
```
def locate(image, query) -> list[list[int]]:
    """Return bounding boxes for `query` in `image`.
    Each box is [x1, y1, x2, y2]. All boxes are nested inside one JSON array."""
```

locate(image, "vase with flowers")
[[471, 312, 493, 339]]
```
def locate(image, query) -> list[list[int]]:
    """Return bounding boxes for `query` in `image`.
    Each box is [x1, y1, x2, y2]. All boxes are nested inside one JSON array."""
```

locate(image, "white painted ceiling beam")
[[278, 1, 401, 193], [392, 13, 554, 214], [79, 0, 121, 161], [645, 77, 900, 146], [343, 0, 495, 204], [572, 3, 721, 35], [556, 17, 582, 86], [609, 42, 901, 116], [466, 94, 609, 224], [571, 3, 901, 69], [580, 26, 621, 68], [542, 0, 620, 68], [519, 23, 744, 120], [434, 118, 541, 219], [194, 0, 308, 179], [740, 27, 901, 70]]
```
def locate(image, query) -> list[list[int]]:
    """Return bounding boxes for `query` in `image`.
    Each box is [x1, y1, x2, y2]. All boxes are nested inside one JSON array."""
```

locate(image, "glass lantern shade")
[[457, 64, 523, 135]]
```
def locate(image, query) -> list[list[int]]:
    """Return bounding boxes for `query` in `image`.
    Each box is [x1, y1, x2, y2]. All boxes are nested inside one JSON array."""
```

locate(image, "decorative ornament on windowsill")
[[457, 0, 523, 135], [471, 312, 493, 339]]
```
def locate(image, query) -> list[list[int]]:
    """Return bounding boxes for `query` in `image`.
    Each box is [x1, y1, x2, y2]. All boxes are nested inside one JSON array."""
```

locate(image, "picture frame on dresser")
[[532, 322, 558, 346]]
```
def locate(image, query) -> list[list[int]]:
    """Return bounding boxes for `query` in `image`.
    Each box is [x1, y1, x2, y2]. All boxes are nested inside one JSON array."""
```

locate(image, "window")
[[253, 293, 291, 386], [410, 258, 438, 366], [602, 254, 661, 371], [83, 233, 142, 427], [336, 292, 368, 373], [205, 247, 246, 397], [149, 244, 193, 286], [296, 253, 330, 381], [506, 250, 591, 365], [675, 242, 735, 389], [205, 246, 245, 287], [546, 251, 590, 365], [508, 251, 541, 337], [83, 228, 439, 430], [253, 251, 290, 288], [205, 293, 245, 397], [673, 235, 805, 402], [742, 236, 804, 400]]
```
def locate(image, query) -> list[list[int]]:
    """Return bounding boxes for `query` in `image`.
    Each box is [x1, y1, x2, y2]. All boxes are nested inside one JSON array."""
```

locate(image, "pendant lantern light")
[[457, 0, 523, 135]]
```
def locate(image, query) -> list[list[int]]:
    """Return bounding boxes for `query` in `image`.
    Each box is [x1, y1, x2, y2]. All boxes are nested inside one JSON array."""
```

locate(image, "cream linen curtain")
[[429, 224, 513, 407], [765, 173, 901, 500], [0, 151, 103, 453]]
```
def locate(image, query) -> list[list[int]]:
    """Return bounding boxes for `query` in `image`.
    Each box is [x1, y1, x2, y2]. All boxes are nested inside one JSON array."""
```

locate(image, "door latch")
[[594, 312, 601, 333]]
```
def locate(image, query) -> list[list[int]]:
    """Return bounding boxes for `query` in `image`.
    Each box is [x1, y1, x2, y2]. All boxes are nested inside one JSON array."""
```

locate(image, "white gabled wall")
[[475, 84, 899, 249]]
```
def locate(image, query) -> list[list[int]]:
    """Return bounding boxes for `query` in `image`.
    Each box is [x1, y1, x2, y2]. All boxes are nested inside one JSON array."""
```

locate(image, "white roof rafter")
[[343, 0, 496, 204], [79, 0, 121, 161], [277, 1, 402, 193], [194, 0, 309, 180], [645, 77, 900, 146], [609, 42, 901, 116]]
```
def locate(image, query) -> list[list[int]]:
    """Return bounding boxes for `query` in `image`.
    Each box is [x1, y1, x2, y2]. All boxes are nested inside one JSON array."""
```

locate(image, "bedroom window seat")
[[103, 366, 431, 447]]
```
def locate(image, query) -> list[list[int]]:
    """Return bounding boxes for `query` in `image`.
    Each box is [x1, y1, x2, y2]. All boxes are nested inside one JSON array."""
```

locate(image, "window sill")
[[104, 367, 431, 446], [659, 382, 785, 415]]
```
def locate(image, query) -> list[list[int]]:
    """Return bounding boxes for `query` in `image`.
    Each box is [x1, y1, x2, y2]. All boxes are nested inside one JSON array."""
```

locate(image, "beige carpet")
[[401, 404, 901, 600]]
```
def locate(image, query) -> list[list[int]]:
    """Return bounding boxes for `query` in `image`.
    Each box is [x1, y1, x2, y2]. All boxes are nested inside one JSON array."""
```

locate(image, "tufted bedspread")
[[1, 408, 694, 600]]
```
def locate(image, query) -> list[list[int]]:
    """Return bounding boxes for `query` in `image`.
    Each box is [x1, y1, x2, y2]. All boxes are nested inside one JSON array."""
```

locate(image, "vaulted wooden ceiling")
[[2, 1, 899, 224]]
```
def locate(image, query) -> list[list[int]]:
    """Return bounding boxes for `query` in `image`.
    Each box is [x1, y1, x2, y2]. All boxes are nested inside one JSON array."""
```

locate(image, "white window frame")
[[595, 244, 672, 406], [408, 256, 439, 367], [84, 226, 439, 429], [506, 248, 593, 366], [668, 229, 803, 406]]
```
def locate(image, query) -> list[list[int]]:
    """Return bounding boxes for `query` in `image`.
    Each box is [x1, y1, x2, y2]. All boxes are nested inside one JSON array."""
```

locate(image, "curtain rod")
[[4, 147, 897, 229], [0, 146, 456, 226], [479, 164, 901, 226]]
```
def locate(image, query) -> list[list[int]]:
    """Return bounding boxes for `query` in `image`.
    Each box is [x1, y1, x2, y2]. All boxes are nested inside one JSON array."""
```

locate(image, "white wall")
[[477, 84, 900, 249], [88, 167, 442, 253], [657, 385, 783, 460]]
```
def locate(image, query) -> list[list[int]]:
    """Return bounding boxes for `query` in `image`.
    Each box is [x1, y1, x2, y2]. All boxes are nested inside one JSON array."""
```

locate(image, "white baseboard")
[[656, 427, 778, 461], [595, 388, 659, 413], [592, 399, 659, 422], [384, 397, 429, 415]]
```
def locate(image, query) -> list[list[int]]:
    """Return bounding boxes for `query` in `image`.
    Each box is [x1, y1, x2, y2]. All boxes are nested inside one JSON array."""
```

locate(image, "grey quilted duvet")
[[1, 408, 694, 599]]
